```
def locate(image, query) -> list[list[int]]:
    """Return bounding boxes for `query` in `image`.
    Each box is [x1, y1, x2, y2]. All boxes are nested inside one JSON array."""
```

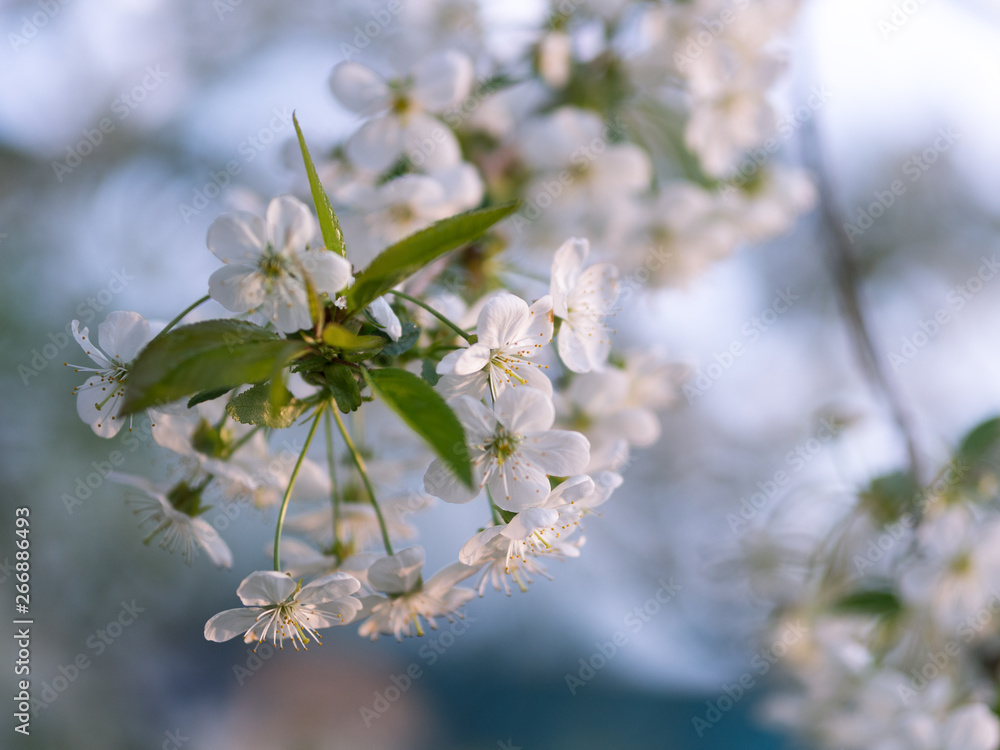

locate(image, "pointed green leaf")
[[832, 589, 902, 618], [363, 367, 472, 486], [325, 364, 362, 413], [293, 113, 346, 257], [121, 320, 308, 414], [226, 382, 308, 428], [322, 322, 386, 353], [345, 202, 519, 315], [187, 385, 235, 408]]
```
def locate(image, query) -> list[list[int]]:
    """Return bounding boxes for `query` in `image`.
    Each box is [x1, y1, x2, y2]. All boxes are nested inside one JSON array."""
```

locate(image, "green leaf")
[[363, 367, 472, 486], [345, 202, 519, 314], [121, 319, 308, 414], [187, 385, 235, 408], [378, 321, 420, 357], [325, 364, 362, 413], [420, 358, 441, 386], [858, 471, 921, 526], [226, 382, 308, 429], [293, 113, 347, 257], [832, 589, 902, 618], [322, 322, 386, 353], [959, 417, 1000, 465]]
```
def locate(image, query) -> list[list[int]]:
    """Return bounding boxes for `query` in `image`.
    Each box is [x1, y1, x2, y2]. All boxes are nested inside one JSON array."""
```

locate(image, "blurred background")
[[2, 0, 1000, 747]]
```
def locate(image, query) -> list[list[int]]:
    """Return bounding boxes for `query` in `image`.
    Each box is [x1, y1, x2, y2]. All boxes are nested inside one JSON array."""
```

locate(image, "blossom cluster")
[[738, 421, 1000, 748], [65, 0, 804, 649]]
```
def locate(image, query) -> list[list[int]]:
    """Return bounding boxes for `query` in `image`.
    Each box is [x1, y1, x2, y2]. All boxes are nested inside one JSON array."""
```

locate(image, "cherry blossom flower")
[[424, 386, 590, 512], [68, 311, 152, 438], [355, 547, 478, 640], [204, 570, 362, 650], [109, 472, 233, 569], [329, 50, 473, 172], [549, 237, 619, 373], [436, 292, 555, 400], [207, 195, 353, 333]]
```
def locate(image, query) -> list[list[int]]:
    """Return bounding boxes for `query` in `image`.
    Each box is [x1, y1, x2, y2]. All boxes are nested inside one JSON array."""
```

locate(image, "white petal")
[[452, 343, 492, 375], [207, 211, 266, 263], [367, 547, 425, 594], [298, 572, 362, 603], [300, 249, 353, 296], [477, 293, 531, 348], [550, 237, 588, 316], [459, 526, 505, 565], [558, 322, 608, 373], [97, 311, 150, 363], [71, 320, 110, 369], [204, 607, 263, 642], [347, 115, 405, 172], [367, 297, 402, 340], [592, 144, 652, 195], [412, 50, 474, 112], [190, 517, 233, 569], [208, 265, 266, 313], [403, 112, 462, 169], [308, 598, 363, 626], [450, 395, 498, 443], [489, 459, 551, 512], [503, 507, 559, 539], [429, 163, 484, 210], [236, 570, 297, 606], [520, 430, 591, 477], [495, 386, 554, 435], [329, 61, 392, 115], [424, 457, 484, 504], [76, 375, 126, 438], [266, 195, 316, 255], [540, 474, 595, 508], [943, 704, 1000, 750]]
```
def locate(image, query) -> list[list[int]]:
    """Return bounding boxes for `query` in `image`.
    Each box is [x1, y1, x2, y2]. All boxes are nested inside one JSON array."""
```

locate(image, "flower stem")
[[156, 294, 211, 340], [332, 408, 394, 556], [387, 290, 474, 343], [323, 408, 341, 545], [273, 403, 326, 571]]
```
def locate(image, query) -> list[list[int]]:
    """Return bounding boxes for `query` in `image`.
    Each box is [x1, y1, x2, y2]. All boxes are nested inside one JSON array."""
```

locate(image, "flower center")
[[487, 426, 521, 465]]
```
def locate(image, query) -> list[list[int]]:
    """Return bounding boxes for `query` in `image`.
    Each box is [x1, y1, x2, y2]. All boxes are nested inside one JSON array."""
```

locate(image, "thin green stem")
[[332, 408, 394, 556], [324, 408, 341, 546], [387, 290, 474, 343], [273, 403, 326, 571], [156, 294, 211, 340], [487, 489, 504, 527]]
